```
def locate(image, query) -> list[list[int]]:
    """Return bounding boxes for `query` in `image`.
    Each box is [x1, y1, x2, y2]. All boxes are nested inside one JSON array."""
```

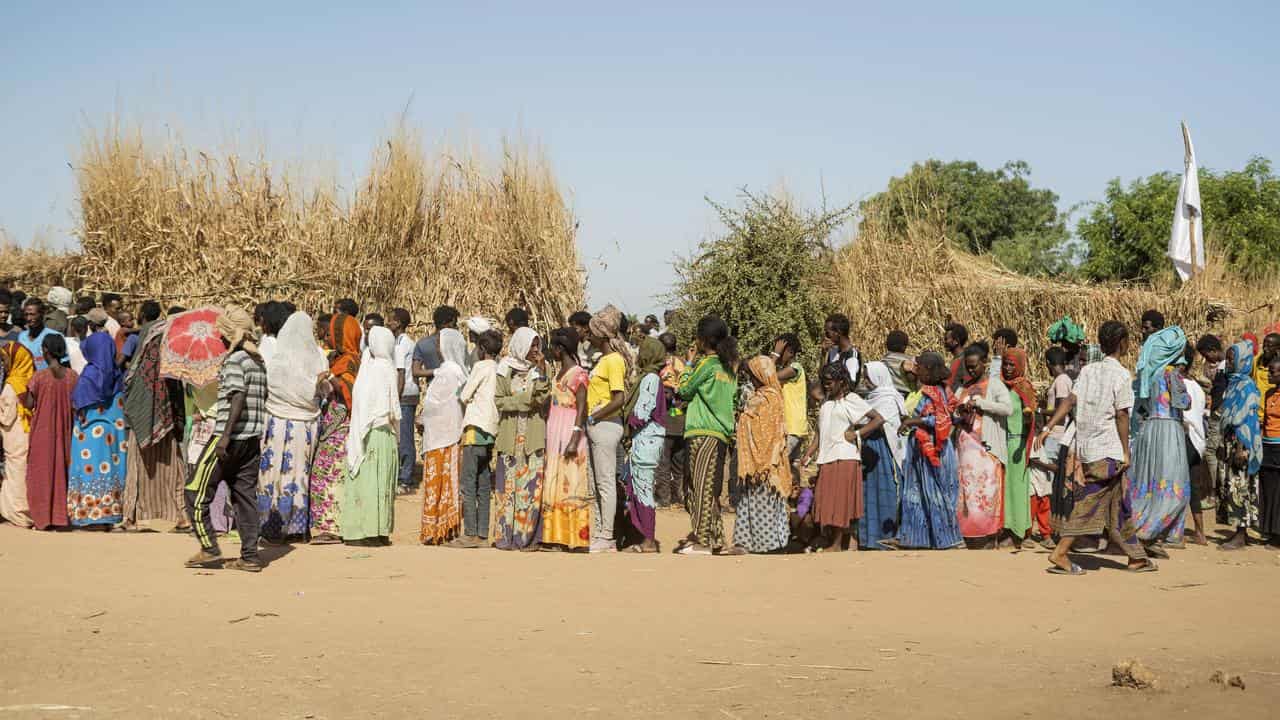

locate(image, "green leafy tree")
[[863, 159, 1069, 263], [1079, 157, 1280, 281], [669, 190, 853, 366]]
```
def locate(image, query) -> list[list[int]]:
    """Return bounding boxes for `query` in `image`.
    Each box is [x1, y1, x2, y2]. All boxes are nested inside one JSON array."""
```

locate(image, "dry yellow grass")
[[14, 124, 584, 332], [827, 189, 1276, 379]]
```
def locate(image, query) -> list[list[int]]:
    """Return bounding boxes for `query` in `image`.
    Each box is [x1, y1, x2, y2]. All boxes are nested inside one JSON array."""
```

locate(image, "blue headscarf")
[[1134, 326, 1188, 399], [1220, 341, 1262, 476], [71, 332, 123, 411]]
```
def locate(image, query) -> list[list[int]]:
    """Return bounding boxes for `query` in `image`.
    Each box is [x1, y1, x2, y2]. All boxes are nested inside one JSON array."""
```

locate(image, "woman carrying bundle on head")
[[492, 327, 551, 551], [674, 316, 738, 555], [309, 311, 361, 544], [884, 352, 962, 550], [342, 326, 400, 546], [623, 337, 668, 553], [725, 355, 792, 555], [541, 327, 593, 550]]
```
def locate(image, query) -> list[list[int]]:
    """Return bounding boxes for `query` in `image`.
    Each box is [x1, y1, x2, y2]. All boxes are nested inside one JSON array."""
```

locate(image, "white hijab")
[[265, 312, 327, 422], [497, 327, 538, 378], [439, 327, 469, 371], [865, 360, 905, 464], [347, 326, 401, 471]]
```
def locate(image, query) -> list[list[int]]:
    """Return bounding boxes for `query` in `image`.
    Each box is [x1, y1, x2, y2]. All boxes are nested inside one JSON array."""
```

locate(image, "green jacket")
[[678, 355, 736, 442], [494, 371, 551, 455]]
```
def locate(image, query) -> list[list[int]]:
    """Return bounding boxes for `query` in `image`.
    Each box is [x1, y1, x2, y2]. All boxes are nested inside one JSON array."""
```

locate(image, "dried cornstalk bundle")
[[57, 124, 584, 332], [826, 198, 1271, 381]]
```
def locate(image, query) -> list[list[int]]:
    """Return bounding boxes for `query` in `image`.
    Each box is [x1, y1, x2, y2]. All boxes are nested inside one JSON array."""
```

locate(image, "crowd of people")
[[2, 282, 1279, 576]]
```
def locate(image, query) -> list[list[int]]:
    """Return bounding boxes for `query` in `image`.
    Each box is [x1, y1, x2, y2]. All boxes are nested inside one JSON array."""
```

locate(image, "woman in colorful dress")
[[309, 312, 361, 544], [0, 341, 35, 527], [121, 319, 186, 530], [1217, 341, 1262, 550], [885, 352, 962, 550], [342, 326, 400, 545], [67, 332, 127, 529], [492, 327, 551, 550], [540, 327, 592, 551], [1001, 347, 1037, 548], [859, 361, 903, 550], [953, 344, 1009, 546], [1129, 326, 1191, 556], [418, 326, 468, 545], [728, 355, 792, 554], [24, 336, 76, 530], [675, 315, 738, 555], [260, 311, 327, 542], [624, 337, 668, 552]]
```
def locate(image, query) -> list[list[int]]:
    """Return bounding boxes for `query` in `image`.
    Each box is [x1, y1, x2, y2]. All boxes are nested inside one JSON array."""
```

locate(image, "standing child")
[[1028, 348, 1072, 547], [452, 330, 501, 548], [772, 334, 808, 470], [801, 362, 884, 551]]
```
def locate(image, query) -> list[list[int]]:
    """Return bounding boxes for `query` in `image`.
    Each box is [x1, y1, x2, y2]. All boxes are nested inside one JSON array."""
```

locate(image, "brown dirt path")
[[1, 499, 1276, 719]]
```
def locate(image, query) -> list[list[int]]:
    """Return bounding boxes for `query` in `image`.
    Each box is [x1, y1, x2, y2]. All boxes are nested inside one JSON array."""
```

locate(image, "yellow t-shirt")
[[587, 352, 627, 419], [781, 362, 808, 437]]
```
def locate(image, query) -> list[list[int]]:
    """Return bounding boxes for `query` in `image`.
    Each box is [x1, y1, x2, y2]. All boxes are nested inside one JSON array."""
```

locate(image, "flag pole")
[[1181, 121, 1198, 279]]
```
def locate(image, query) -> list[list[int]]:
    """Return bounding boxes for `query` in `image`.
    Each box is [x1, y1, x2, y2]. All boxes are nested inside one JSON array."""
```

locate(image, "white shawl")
[[265, 312, 327, 422], [497, 327, 537, 378], [420, 360, 467, 452], [347, 326, 401, 471], [865, 361, 905, 464]]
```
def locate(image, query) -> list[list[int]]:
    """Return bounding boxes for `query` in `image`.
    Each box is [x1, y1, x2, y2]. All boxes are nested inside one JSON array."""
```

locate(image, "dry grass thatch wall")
[[827, 199, 1273, 381], [57, 126, 584, 332]]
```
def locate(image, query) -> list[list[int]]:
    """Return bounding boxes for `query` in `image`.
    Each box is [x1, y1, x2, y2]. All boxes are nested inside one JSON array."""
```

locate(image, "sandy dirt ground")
[[1, 496, 1277, 720]]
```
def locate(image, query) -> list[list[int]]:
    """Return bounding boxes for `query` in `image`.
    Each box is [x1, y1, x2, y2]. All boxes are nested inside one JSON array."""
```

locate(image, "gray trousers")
[[460, 444, 493, 538], [1203, 413, 1223, 499], [588, 420, 624, 543]]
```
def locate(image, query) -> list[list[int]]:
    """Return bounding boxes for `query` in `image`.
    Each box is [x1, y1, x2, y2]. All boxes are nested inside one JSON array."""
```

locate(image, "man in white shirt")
[[388, 308, 418, 494], [1037, 320, 1155, 575]]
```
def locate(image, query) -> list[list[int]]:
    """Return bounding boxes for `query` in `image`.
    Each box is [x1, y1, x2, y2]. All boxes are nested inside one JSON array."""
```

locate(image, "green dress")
[[342, 426, 399, 541], [1004, 393, 1031, 537]]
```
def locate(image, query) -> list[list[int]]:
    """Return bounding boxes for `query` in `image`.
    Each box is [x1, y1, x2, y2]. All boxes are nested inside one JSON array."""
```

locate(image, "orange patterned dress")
[[540, 365, 591, 548]]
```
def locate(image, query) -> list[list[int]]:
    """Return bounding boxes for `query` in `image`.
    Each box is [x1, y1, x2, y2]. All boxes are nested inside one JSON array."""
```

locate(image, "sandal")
[[1145, 545, 1170, 560], [1046, 562, 1086, 576], [1128, 560, 1158, 573]]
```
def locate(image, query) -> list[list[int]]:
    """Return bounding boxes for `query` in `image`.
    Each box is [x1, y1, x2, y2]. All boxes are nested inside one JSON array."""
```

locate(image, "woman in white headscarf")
[[342, 326, 400, 545], [259, 311, 328, 541], [492, 326, 550, 550], [859, 360, 904, 550], [418, 325, 470, 545]]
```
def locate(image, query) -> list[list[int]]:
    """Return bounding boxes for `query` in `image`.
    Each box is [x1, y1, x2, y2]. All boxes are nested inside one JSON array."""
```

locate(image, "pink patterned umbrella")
[[159, 307, 227, 387]]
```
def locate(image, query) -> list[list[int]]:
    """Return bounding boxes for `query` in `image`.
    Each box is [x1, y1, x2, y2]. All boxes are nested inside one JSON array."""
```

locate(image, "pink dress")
[[540, 366, 591, 549], [955, 380, 1004, 539]]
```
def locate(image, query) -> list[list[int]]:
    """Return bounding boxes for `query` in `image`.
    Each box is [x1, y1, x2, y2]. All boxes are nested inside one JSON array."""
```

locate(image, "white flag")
[[1168, 122, 1203, 281]]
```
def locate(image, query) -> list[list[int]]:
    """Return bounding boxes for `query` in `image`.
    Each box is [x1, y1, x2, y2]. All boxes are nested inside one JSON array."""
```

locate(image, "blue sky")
[[3, 1, 1278, 315]]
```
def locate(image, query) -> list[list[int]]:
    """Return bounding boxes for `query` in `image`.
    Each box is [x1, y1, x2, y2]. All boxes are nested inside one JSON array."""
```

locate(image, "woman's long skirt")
[[859, 432, 899, 549], [493, 449, 545, 550], [686, 435, 728, 549], [1129, 417, 1190, 542], [68, 398, 128, 527], [309, 403, 350, 538], [732, 479, 789, 553], [0, 417, 31, 527], [815, 459, 862, 528], [419, 444, 461, 544], [341, 426, 398, 542], [894, 440, 962, 549], [123, 431, 185, 526], [258, 415, 316, 540], [955, 429, 1003, 538]]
